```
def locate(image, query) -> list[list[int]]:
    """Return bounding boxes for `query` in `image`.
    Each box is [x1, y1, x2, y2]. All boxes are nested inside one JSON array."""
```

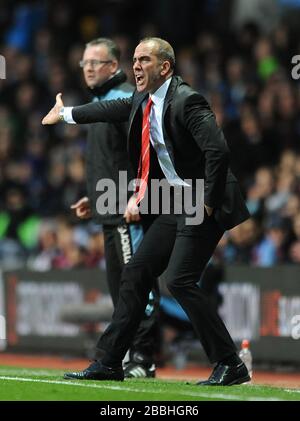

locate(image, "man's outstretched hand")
[[42, 93, 64, 125], [71, 197, 92, 219]]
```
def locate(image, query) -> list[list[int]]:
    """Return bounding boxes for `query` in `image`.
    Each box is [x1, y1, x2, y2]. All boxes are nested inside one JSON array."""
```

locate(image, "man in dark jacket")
[[43, 37, 250, 386], [70, 38, 161, 378]]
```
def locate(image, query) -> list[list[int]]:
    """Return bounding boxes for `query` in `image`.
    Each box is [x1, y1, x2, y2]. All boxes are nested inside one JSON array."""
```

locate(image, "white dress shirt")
[[148, 79, 189, 187]]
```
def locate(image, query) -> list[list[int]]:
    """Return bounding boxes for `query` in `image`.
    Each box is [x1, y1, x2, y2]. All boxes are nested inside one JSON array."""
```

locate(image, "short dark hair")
[[140, 37, 175, 70], [86, 38, 121, 62]]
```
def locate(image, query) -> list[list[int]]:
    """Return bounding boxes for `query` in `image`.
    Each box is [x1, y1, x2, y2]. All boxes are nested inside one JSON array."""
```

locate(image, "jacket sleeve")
[[181, 93, 230, 208], [72, 97, 132, 124]]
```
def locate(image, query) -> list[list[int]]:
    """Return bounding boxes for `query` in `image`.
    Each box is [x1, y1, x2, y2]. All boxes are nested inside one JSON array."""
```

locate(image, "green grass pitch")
[[0, 366, 299, 401]]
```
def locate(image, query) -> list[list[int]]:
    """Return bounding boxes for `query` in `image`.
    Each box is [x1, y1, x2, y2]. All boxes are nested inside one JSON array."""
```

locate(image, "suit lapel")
[[128, 77, 181, 170], [128, 91, 148, 137], [161, 76, 180, 165], [127, 92, 148, 171], [162, 76, 179, 118]]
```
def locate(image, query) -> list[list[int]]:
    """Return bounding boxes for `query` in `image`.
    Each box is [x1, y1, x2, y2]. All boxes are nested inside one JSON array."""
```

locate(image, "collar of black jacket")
[[87, 69, 127, 97]]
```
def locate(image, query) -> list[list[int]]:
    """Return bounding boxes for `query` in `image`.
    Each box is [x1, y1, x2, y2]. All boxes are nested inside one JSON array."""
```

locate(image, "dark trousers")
[[98, 212, 237, 364], [102, 222, 160, 358]]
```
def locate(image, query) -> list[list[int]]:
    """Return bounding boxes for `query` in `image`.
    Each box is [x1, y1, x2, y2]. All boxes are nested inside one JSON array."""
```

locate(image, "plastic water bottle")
[[239, 339, 253, 379]]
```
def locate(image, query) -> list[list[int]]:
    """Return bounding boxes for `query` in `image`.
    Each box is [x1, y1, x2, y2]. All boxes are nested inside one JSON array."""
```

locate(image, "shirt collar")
[[150, 77, 172, 105]]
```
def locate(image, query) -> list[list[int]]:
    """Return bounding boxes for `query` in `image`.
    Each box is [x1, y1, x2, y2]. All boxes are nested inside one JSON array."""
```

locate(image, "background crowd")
[[1, 0, 300, 271]]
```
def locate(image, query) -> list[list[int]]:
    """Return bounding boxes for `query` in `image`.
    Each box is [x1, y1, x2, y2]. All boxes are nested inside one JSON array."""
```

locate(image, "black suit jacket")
[[72, 76, 250, 230]]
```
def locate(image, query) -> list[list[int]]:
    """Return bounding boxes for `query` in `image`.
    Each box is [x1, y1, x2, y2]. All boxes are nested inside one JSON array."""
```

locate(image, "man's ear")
[[161, 61, 171, 76], [111, 60, 119, 73]]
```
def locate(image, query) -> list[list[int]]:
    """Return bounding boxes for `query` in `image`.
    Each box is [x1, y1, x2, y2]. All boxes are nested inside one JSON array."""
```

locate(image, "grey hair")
[[140, 37, 175, 70], [85, 38, 121, 61]]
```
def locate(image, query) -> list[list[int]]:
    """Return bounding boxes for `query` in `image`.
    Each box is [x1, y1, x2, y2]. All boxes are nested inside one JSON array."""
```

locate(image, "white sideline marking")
[[284, 389, 300, 393], [0, 375, 283, 401]]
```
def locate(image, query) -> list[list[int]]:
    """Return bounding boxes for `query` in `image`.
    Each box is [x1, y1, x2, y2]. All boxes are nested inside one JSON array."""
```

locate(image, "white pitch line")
[[0, 375, 283, 401], [0, 369, 61, 376], [284, 389, 300, 394]]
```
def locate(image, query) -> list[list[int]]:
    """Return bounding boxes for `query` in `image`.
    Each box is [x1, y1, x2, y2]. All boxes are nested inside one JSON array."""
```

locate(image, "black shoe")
[[63, 360, 124, 381], [124, 352, 156, 379], [196, 362, 250, 386]]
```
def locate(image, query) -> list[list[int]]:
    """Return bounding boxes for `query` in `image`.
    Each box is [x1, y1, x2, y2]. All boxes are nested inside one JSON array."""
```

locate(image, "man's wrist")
[[61, 106, 76, 124]]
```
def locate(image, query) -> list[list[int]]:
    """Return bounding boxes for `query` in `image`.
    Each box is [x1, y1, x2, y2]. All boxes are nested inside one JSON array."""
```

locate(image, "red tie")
[[135, 97, 153, 204]]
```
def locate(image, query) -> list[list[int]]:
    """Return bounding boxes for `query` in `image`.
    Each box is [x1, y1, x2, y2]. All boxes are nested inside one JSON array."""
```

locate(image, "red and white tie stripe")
[[135, 97, 153, 205]]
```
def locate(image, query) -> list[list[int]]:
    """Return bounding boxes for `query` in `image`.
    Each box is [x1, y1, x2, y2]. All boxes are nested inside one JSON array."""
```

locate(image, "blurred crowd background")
[[1, 0, 300, 272]]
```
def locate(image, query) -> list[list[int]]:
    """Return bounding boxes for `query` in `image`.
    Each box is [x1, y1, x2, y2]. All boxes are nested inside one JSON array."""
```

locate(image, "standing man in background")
[[70, 38, 160, 378]]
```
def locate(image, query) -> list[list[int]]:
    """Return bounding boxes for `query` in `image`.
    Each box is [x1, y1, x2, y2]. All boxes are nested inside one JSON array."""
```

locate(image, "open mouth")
[[135, 75, 144, 85]]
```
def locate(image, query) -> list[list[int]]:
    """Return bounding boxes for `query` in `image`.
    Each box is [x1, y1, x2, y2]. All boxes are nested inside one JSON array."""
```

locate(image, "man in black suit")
[[70, 37, 160, 378], [43, 37, 250, 386]]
